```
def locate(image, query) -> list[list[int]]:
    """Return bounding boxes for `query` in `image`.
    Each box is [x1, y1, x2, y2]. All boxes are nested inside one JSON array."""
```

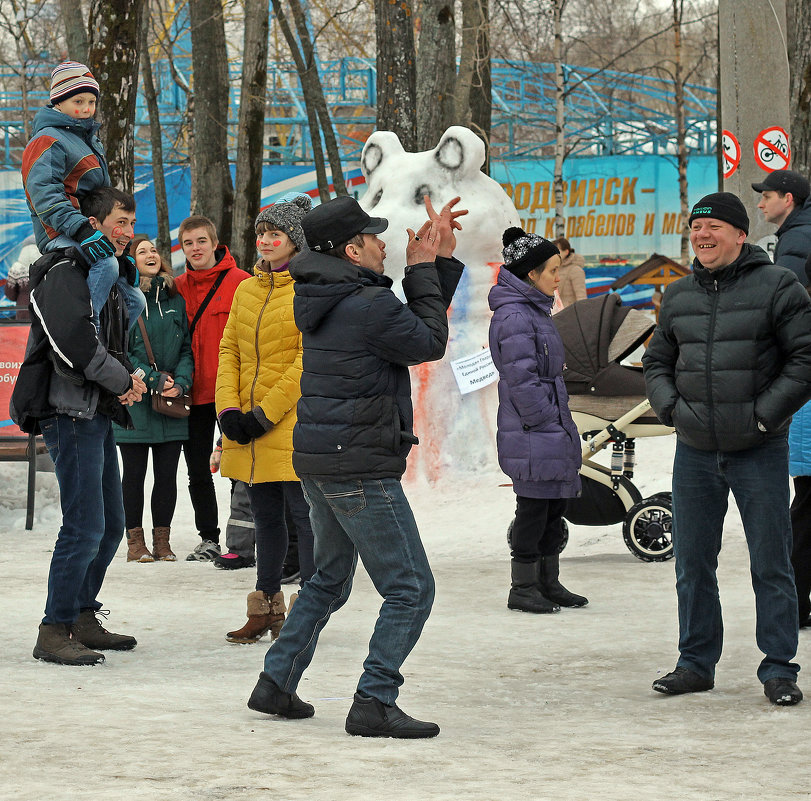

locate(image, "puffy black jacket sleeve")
[[642, 290, 680, 426], [31, 260, 131, 395], [365, 261, 450, 366], [434, 255, 465, 309], [754, 273, 811, 429]]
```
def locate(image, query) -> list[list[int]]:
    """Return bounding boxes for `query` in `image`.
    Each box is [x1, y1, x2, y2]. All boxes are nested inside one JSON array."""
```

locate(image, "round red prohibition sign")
[[722, 130, 741, 179], [754, 126, 791, 172]]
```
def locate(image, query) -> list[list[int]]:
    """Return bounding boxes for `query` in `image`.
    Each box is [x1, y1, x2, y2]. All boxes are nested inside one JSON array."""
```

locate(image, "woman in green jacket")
[[114, 235, 193, 562]]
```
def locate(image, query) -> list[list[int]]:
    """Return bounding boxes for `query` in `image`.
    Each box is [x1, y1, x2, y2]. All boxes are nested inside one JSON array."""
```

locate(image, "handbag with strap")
[[136, 317, 192, 418]]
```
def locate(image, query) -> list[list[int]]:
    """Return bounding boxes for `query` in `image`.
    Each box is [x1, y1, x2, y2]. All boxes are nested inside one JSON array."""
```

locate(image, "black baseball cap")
[[303, 196, 388, 252], [751, 169, 810, 201]]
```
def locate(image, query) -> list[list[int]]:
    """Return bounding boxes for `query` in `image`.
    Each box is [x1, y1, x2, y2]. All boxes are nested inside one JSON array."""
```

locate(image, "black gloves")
[[219, 410, 251, 445], [76, 223, 116, 264], [219, 409, 273, 445], [242, 409, 269, 439]]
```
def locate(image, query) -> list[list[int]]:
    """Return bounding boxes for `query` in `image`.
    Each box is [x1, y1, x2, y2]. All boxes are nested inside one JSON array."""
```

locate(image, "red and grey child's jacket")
[[21, 107, 110, 251]]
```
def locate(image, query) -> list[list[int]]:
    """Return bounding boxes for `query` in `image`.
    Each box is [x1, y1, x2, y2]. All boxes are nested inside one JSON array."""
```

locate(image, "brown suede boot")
[[33, 622, 105, 665], [152, 527, 176, 561], [71, 609, 137, 651], [126, 527, 154, 563], [226, 590, 286, 644]]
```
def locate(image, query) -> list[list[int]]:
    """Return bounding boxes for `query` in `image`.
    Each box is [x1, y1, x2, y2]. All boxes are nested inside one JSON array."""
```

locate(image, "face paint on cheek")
[[256, 238, 263, 249], [272, 240, 282, 247], [112, 227, 123, 238]]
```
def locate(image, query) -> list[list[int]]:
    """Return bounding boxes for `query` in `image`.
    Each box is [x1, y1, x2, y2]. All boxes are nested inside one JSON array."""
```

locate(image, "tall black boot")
[[538, 554, 588, 607], [508, 559, 560, 613]]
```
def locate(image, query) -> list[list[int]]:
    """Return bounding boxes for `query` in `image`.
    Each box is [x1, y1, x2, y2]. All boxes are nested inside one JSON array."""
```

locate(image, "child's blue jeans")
[[44, 235, 146, 329]]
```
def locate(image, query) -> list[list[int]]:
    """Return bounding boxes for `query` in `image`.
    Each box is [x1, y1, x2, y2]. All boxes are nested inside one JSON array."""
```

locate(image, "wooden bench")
[[0, 434, 53, 530]]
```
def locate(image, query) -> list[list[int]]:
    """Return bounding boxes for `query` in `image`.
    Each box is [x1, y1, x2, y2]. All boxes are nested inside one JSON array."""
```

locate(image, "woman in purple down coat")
[[488, 227, 586, 614]]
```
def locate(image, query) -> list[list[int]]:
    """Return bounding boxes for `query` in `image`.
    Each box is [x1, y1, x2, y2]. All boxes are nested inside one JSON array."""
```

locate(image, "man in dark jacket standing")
[[246, 194, 465, 738], [753, 169, 811, 285], [10, 187, 147, 666], [643, 192, 811, 706]]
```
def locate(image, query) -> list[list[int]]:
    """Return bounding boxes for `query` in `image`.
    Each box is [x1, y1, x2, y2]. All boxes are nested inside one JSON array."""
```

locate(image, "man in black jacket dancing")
[[11, 187, 146, 666], [246, 194, 465, 738], [643, 192, 811, 705]]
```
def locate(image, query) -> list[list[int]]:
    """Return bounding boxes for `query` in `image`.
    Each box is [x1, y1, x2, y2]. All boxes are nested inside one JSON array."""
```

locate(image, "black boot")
[[247, 672, 315, 718], [508, 559, 560, 613], [345, 693, 439, 738], [538, 554, 588, 607]]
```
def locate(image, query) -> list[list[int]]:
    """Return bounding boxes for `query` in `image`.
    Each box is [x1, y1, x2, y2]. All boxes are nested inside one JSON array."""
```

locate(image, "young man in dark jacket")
[[246, 194, 465, 738], [753, 168, 811, 285], [643, 192, 811, 706], [11, 186, 147, 666]]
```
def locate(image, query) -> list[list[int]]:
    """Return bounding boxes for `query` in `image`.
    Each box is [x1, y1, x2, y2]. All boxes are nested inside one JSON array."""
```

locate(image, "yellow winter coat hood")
[[215, 266, 302, 483]]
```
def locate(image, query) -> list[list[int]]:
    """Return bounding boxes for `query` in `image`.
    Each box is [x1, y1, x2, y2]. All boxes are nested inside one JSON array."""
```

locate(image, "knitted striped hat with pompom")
[[50, 61, 99, 105]]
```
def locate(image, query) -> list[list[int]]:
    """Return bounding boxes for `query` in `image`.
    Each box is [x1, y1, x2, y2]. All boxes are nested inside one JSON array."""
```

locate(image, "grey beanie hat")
[[255, 193, 312, 252]]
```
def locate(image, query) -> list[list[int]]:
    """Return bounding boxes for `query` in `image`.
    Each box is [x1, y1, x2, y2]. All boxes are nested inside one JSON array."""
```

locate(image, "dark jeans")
[[264, 477, 434, 705], [118, 440, 183, 529], [672, 437, 799, 683], [39, 414, 125, 624], [510, 496, 567, 562], [246, 480, 315, 595], [182, 402, 219, 542], [791, 475, 811, 624]]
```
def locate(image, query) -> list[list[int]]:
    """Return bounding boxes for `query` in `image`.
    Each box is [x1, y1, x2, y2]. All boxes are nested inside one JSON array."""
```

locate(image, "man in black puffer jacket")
[[752, 168, 811, 285], [246, 195, 465, 738], [643, 192, 811, 707]]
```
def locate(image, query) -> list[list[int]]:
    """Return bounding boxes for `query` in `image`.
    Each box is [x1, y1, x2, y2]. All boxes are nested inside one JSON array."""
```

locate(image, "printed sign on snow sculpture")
[[359, 126, 520, 481]]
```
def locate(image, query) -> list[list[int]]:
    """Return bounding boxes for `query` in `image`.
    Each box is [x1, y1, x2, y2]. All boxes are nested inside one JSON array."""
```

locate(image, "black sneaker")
[[280, 564, 301, 585], [213, 552, 256, 570], [247, 672, 314, 719], [764, 678, 803, 706], [345, 693, 439, 738], [652, 666, 714, 695]]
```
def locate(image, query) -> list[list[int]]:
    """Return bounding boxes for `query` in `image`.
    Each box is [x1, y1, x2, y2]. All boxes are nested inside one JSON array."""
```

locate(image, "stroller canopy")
[[553, 293, 654, 397]]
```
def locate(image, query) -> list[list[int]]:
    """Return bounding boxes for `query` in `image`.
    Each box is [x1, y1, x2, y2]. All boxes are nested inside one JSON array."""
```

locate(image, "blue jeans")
[[45, 234, 146, 328], [671, 437, 799, 683], [39, 413, 126, 624], [263, 477, 435, 705]]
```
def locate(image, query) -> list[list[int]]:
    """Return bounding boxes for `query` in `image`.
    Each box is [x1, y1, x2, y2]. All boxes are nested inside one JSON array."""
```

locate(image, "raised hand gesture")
[[423, 195, 468, 258]]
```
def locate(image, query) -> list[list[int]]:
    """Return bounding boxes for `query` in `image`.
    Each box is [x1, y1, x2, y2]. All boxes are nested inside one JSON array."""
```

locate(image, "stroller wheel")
[[558, 518, 569, 553], [622, 496, 674, 562], [506, 518, 570, 553]]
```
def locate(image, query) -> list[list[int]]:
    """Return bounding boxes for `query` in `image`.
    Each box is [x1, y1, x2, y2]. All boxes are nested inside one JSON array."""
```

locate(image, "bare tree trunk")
[[672, 0, 689, 264], [87, 0, 145, 193], [59, 0, 89, 61], [552, 0, 567, 238], [374, 0, 416, 150], [232, 0, 270, 271], [416, 1, 455, 149], [466, 0, 491, 171], [789, 0, 811, 176], [271, 0, 331, 201], [288, 0, 347, 194], [139, 8, 171, 265], [189, 0, 234, 244]]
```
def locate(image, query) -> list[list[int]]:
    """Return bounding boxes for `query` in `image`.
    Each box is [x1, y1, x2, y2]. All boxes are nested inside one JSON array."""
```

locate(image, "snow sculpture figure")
[[359, 126, 520, 480]]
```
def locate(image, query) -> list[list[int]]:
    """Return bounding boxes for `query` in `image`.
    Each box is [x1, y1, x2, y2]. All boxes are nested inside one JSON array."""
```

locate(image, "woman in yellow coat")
[[216, 194, 314, 643]]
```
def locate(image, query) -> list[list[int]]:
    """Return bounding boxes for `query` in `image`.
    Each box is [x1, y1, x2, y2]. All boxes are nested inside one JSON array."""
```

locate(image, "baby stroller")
[[552, 293, 675, 562]]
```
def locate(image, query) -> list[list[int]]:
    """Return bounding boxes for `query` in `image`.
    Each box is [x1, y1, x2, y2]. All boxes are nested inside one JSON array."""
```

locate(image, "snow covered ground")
[[2, 433, 808, 801]]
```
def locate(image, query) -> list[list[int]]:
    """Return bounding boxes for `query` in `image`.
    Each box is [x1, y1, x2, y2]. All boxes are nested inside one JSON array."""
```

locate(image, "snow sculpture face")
[[359, 126, 519, 286], [358, 126, 521, 480]]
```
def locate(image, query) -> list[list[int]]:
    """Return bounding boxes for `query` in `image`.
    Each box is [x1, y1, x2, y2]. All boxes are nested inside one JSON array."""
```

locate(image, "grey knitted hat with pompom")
[[255, 193, 312, 252]]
